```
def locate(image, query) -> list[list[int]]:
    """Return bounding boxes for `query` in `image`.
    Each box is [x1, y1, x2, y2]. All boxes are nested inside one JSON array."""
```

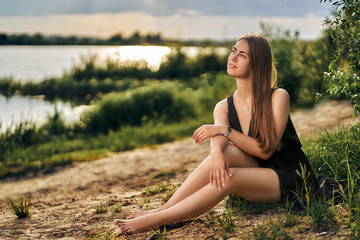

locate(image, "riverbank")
[[0, 100, 358, 239]]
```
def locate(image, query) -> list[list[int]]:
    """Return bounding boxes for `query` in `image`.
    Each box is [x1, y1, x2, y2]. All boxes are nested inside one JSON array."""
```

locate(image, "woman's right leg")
[[116, 166, 280, 234], [129, 143, 258, 218]]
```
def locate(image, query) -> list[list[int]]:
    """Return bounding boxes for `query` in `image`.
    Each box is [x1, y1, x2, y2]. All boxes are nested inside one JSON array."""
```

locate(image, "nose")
[[230, 52, 237, 62]]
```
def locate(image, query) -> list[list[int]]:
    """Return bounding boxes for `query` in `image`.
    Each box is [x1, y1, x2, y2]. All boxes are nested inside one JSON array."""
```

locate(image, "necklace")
[[244, 101, 251, 112], [237, 92, 251, 112]]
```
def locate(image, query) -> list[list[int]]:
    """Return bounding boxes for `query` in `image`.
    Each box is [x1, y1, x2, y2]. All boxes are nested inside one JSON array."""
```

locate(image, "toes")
[[114, 219, 120, 226], [114, 219, 132, 234], [119, 222, 131, 234]]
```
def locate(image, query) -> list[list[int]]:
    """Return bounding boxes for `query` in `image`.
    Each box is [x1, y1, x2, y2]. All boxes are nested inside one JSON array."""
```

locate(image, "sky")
[[0, 0, 334, 40]]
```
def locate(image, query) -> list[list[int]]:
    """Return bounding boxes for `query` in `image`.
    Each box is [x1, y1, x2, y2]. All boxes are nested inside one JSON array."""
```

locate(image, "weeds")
[[6, 197, 31, 218], [111, 203, 123, 213], [248, 218, 291, 240], [93, 202, 108, 213], [226, 194, 277, 216], [143, 183, 168, 196], [161, 185, 177, 203], [87, 227, 116, 240], [202, 207, 235, 239], [150, 225, 167, 240]]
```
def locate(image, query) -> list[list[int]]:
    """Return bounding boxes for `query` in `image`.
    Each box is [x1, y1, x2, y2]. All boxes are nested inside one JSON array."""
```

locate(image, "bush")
[[82, 83, 197, 134], [303, 121, 360, 182]]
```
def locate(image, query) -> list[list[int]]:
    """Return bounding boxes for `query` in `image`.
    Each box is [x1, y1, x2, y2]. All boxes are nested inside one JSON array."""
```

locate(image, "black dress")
[[227, 94, 316, 201]]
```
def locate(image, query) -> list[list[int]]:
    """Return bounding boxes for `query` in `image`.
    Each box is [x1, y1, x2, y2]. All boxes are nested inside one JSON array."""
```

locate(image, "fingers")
[[193, 126, 207, 143], [210, 169, 227, 190], [192, 125, 213, 143], [221, 170, 226, 187], [216, 171, 221, 190], [226, 164, 233, 177]]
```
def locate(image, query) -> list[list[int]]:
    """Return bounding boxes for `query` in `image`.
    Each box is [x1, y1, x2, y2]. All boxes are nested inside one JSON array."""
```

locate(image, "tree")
[[321, 0, 360, 112]]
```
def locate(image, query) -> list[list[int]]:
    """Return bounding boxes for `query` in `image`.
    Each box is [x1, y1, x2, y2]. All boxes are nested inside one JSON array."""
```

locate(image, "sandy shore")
[[0, 100, 357, 239]]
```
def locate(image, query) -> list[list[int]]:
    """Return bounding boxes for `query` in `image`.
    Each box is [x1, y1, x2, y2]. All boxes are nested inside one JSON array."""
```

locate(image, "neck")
[[235, 77, 253, 101]]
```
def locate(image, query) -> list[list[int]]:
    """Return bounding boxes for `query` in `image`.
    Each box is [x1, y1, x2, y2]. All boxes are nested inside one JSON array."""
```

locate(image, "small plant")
[[150, 225, 167, 240], [161, 185, 177, 203], [280, 199, 298, 227], [152, 171, 176, 179], [93, 202, 108, 213], [202, 208, 235, 239], [6, 197, 31, 218], [111, 203, 122, 213], [203, 210, 217, 232], [143, 182, 168, 196], [218, 207, 235, 239], [249, 219, 291, 240], [87, 227, 116, 240], [226, 194, 275, 216]]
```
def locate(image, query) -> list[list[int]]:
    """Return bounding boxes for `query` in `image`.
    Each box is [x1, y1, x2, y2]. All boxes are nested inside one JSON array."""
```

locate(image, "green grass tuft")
[[6, 197, 31, 218]]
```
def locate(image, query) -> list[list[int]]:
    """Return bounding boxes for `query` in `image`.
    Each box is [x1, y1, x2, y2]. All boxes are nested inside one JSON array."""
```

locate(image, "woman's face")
[[227, 40, 250, 79]]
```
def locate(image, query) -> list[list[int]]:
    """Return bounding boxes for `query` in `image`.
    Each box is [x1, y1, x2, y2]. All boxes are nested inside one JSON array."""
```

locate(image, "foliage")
[[0, 113, 206, 178], [0, 31, 232, 46], [261, 23, 333, 107], [303, 122, 360, 182], [324, 71, 360, 112], [82, 83, 196, 134], [322, 0, 360, 72], [6, 197, 31, 218], [321, 0, 360, 111]]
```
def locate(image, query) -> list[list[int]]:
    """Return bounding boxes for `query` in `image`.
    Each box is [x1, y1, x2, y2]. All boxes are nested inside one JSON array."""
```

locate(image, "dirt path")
[[0, 100, 357, 239]]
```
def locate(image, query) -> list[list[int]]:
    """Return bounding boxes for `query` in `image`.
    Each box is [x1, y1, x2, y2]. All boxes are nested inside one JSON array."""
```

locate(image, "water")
[[0, 95, 90, 131], [0, 45, 227, 130], [0, 45, 173, 82], [0, 45, 173, 130]]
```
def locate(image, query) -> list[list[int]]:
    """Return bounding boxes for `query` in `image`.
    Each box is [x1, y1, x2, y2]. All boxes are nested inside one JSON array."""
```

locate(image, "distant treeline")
[[0, 31, 232, 46]]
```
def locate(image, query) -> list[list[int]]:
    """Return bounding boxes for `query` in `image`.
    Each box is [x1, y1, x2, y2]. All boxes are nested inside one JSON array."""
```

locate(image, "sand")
[[0, 100, 357, 239]]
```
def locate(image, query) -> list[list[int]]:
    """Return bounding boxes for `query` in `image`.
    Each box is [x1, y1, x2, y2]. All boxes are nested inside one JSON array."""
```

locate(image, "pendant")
[[247, 106, 250, 112]]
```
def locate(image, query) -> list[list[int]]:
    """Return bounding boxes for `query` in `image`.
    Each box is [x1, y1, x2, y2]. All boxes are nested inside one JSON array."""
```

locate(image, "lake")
[[0, 45, 227, 130], [0, 45, 175, 82]]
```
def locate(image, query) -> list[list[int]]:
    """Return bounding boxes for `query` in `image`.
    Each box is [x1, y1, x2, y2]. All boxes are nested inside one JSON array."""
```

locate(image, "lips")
[[228, 63, 236, 69]]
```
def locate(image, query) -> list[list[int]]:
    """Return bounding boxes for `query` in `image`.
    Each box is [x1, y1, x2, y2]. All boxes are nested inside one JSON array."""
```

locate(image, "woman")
[[114, 33, 316, 234]]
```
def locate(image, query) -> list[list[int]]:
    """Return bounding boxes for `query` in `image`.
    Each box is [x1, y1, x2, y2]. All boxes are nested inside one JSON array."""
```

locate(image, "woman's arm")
[[192, 99, 231, 189], [227, 89, 289, 160], [193, 89, 290, 160]]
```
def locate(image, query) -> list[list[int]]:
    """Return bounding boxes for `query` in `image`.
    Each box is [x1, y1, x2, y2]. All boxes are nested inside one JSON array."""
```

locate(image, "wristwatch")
[[224, 126, 232, 137]]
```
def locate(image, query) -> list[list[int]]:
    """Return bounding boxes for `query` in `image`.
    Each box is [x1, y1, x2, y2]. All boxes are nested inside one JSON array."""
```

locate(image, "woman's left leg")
[[115, 167, 280, 234]]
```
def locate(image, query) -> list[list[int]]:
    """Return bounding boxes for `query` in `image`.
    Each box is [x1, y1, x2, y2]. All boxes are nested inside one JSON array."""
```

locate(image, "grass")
[[248, 218, 292, 240], [143, 183, 169, 196], [202, 207, 235, 239], [6, 197, 31, 218], [93, 202, 108, 213], [150, 225, 168, 240], [110, 203, 123, 214], [0, 114, 210, 179]]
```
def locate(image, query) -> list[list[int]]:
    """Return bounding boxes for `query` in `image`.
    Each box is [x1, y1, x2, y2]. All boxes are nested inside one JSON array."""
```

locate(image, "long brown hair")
[[238, 34, 278, 153]]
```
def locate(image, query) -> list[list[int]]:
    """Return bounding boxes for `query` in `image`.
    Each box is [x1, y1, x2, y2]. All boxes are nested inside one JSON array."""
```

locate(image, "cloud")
[[0, 0, 333, 18], [0, 11, 327, 40]]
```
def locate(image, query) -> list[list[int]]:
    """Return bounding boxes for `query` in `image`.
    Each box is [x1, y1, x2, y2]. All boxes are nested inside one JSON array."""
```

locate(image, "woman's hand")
[[192, 124, 227, 144], [209, 147, 232, 190]]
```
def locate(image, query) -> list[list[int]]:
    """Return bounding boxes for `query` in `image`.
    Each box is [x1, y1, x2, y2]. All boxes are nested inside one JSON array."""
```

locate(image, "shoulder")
[[271, 88, 290, 117], [271, 88, 290, 105], [214, 98, 228, 112]]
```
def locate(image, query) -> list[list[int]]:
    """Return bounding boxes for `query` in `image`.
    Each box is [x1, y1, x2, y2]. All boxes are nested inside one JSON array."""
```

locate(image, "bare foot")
[[114, 219, 145, 234], [128, 209, 157, 219]]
